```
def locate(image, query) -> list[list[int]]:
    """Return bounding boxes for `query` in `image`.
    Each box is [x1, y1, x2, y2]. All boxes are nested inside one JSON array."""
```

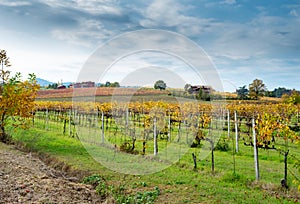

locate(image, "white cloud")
[[290, 9, 298, 17], [40, 0, 122, 16], [0, 0, 31, 6], [139, 0, 216, 36], [221, 0, 236, 5], [208, 11, 300, 62], [51, 19, 114, 47]]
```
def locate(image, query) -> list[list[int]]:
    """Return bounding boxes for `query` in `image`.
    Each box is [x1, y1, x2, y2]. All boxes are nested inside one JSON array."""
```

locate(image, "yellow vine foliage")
[[0, 73, 40, 140]]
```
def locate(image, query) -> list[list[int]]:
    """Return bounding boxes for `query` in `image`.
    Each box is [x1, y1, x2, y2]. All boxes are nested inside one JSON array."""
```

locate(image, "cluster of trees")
[[236, 79, 267, 100], [100, 81, 120, 88], [266, 87, 294, 98], [47, 83, 58, 89], [46, 81, 121, 89], [236, 79, 300, 101]]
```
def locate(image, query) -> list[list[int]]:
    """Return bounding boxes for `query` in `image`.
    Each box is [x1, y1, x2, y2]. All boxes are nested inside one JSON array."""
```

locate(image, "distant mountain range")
[[36, 78, 53, 87], [36, 78, 73, 87]]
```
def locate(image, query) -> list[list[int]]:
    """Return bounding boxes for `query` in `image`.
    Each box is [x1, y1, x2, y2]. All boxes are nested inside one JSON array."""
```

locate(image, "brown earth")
[[0, 142, 104, 204]]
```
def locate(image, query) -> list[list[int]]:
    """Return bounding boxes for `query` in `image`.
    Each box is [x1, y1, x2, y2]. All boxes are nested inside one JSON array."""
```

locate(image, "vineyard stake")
[[234, 111, 239, 153], [125, 107, 129, 134], [101, 111, 104, 143], [69, 109, 71, 136], [252, 118, 260, 181], [168, 114, 171, 142], [227, 110, 230, 139], [154, 117, 158, 156], [46, 108, 49, 130]]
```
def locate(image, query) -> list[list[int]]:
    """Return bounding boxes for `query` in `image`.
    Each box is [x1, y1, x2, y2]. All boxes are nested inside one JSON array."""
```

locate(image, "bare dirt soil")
[[0, 142, 103, 203]]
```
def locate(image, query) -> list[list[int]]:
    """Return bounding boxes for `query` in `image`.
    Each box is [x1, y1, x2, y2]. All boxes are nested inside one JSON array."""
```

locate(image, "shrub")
[[215, 138, 230, 151]]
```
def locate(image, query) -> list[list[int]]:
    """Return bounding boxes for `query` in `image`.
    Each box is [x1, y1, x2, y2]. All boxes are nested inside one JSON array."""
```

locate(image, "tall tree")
[[236, 85, 249, 99], [154, 80, 166, 90], [0, 50, 40, 143], [249, 79, 266, 100]]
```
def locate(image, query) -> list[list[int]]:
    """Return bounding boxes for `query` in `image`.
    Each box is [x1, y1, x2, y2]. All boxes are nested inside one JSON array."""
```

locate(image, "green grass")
[[7, 121, 300, 203]]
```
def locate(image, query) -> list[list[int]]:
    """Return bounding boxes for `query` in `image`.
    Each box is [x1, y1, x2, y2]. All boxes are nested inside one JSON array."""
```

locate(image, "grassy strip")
[[7, 124, 300, 203]]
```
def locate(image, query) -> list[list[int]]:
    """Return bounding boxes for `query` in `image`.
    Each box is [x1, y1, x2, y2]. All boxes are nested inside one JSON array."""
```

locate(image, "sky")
[[0, 0, 299, 92]]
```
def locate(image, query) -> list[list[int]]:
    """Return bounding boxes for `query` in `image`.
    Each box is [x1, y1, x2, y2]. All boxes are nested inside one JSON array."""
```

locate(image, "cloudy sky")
[[0, 0, 299, 91]]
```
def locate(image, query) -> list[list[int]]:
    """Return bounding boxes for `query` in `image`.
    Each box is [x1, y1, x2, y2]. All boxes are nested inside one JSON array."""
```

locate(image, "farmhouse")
[[57, 85, 66, 89], [190, 85, 213, 94]]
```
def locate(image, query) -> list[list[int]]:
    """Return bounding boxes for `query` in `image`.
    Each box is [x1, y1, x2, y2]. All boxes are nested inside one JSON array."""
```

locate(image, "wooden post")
[[211, 141, 215, 174], [192, 153, 197, 169], [154, 117, 158, 156], [234, 111, 239, 153], [101, 111, 105, 143], [63, 119, 66, 135], [252, 118, 259, 181], [281, 150, 289, 188], [125, 108, 129, 134]]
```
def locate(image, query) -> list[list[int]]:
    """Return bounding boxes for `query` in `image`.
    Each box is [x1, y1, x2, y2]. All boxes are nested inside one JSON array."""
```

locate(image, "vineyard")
[[28, 100, 300, 185]]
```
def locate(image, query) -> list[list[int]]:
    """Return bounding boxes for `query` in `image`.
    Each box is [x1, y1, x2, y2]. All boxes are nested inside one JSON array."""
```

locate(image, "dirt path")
[[0, 142, 103, 203]]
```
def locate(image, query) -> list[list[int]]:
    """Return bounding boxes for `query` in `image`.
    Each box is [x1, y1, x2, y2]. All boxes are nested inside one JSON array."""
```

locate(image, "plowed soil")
[[0, 142, 103, 203]]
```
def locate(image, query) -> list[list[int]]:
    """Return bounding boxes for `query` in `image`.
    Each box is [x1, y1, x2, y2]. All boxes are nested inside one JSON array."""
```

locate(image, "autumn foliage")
[[0, 49, 40, 142]]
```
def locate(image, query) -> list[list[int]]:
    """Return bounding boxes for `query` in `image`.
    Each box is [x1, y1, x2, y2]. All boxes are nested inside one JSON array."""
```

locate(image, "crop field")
[[37, 87, 169, 99], [6, 99, 300, 203]]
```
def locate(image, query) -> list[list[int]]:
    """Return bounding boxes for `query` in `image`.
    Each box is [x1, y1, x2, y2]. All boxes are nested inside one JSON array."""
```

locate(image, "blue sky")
[[0, 0, 299, 92]]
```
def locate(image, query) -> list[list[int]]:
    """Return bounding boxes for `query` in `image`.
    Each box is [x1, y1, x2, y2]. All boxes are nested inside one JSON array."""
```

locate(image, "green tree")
[[249, 79, 266, 100], [236, 85, 248, 99], [47, 83, 58, 89], [196, 88, 210, 101], [154, 80, 166, 90], [184, 83, 192, 94], [110, 82, 120, 87], [0, 50, 40, 143]]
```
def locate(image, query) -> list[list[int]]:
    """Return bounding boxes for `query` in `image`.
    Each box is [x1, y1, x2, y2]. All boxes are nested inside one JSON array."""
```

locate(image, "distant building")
[[57, 85, 66, 89], [70, 81, 95, 88], [190, 85, 213, 94]]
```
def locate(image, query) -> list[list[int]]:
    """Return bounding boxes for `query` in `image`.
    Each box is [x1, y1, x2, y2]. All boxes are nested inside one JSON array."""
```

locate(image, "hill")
[[36, 78, 53, 87]]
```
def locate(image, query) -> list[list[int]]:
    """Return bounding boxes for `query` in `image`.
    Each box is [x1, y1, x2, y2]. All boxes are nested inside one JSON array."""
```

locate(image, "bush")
[[215, 138, 230, 151]]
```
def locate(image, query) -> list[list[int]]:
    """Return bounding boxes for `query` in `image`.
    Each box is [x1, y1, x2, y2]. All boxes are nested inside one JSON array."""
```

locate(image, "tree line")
[[237, 79, 300, 102]]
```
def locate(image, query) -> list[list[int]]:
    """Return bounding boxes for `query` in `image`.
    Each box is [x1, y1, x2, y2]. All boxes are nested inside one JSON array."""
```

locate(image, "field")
[[37, 87, 170, 99], [8, 120, 300, 203], [4, 93, 300, 203]]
